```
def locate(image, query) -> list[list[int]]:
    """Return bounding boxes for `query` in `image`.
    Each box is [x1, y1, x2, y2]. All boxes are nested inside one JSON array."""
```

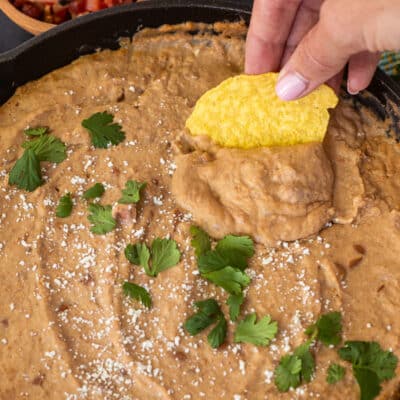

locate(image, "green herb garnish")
[[24, 127, 48, 137], [184, 299, 227, 348], [82, 111, 125, 148], [226, 293, 244, 321], [83, 183, 105, 200], [87, 203, 116, 234], [234, 313, 278, 346], [190, 228, 254, 297], [118, 180, 146, 204], [9, 127, 67, 192], [339, 341, 398, 400], [125, 243, 151, 271], [122, 281, 151, 308], [326, 363, 345, 384], [8, 149, 42, 192], [125, 238, 180, 277], [190, 225, 211, 258], [22, 134, 66, 163], [275, 311, 343, 393], [56, 193, 73, 218], [202, 266, 250, 295], [275, 340, 315, 392], [305, 311, 342, 346]]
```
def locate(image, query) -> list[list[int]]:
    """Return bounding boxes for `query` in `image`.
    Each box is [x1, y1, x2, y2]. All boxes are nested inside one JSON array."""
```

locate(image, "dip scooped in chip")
[[172, 73, 338, 246]]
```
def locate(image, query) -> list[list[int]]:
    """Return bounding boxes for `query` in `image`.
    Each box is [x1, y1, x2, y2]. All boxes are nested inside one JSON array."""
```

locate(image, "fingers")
[[347, 51, 381, 94], [245, 0, 302, 74], [275, 0, 365, 100], [281, 0, 323, 67], [275, 0, 400, 101], [326, 71, 345, 94]]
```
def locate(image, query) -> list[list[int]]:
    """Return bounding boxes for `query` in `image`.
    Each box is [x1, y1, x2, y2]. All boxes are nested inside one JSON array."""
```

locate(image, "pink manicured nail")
[[276, 72, 308, 101], [347, 82, 359, 95]]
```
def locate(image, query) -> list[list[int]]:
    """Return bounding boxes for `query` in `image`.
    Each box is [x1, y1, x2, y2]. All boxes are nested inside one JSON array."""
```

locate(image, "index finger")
[[245, 0, 302, 74]]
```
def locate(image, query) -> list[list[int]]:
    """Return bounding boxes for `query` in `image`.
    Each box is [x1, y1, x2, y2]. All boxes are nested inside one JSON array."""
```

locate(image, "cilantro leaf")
[[8, 149, 42, 192], [190, 226, 211, 258], [24, 126, 48, 137], [150, 238, 180, 277], [83, 183, 105, 200], [234, 313, 278, 346], [305, 311, 342, 346], [215, 235, 254, 270], [198, 250, 229, 273], [22, 134, 67, 163], [125, 239, 181, 277], [353, 367, 381, 400], [226, 293, 244, 321], [56, 193, 73, 218], [193, 298, 222, 316], [202, 266, 250, 295], [327, 363, 345, 384], [184, 299, 227, 348], [207, 315, 227, 349], [275, 354, 302, 392], [294, 342, 315, 383], [124, 243, 151, 275], [275, 340, 315, 392], [184, 300, 221, 333], [197, 235, 254, 273], [185, 311, 216, 335], [118, 180, 146, 204], [82, 111, 125, 148], [339, 341, 398, 400], [87, 203, 116, 234], [219, 268, 248, 294], [339, 341, 398, 382], [122, 281, 151, 308]]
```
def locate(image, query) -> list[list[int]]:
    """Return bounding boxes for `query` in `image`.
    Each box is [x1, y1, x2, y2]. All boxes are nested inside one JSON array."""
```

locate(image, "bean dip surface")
[[0, 22, 399, 400]]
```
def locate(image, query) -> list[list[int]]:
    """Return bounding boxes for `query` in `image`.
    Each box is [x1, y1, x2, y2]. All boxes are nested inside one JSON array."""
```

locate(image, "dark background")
[[0, 10, 32, 53]]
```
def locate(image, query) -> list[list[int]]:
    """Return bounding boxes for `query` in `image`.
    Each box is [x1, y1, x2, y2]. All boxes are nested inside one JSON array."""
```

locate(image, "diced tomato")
[[84, 0, 104, 11], [68, 0, 85, 16]]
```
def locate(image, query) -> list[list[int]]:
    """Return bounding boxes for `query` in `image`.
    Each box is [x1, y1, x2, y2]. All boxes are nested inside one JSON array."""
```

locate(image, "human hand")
[[245, 0, 400, 100]]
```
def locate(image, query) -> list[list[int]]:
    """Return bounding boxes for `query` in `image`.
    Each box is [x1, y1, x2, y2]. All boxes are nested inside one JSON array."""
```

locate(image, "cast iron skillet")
[[0, 0, 400, 141]]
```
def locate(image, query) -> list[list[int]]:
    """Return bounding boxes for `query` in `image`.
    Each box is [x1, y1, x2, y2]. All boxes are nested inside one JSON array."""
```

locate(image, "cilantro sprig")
[[275, 340, 316, 392], [118, 180, 146, 204], [275, 311, 342, 392], [87, 203, 116, 234], [56, 193, 73, 218], [184, 299, 227, 348], [24, 126, 49, 137], [9, 149, 42, 192], [339, 341, 398, 400], [326, 363, 345, 384], [226, 293, 244, 322], [22, 134, 67, 163], [83, 183, 105, 200], [234, 313, 278, 346], [125, 238, 181, 277], [9, 127, 67, 192], [191, 226, 254, 321], [305, 311, 342, 346], [82, 111, 125, 148], [122, 281, 151, 308], [190, 225, 211, 257]]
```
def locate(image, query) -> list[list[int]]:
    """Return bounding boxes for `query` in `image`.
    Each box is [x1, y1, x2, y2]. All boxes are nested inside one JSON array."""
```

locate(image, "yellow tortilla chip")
[[186, 73, 338, 148]]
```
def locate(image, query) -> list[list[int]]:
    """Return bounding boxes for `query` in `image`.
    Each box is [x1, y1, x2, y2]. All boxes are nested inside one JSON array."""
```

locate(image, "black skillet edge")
[[0, 0, 252, 104]]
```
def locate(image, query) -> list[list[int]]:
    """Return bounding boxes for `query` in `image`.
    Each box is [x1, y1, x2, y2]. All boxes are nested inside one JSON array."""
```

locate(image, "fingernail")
[[276, 72, 308, 101], [347, 82, 359, 95]]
